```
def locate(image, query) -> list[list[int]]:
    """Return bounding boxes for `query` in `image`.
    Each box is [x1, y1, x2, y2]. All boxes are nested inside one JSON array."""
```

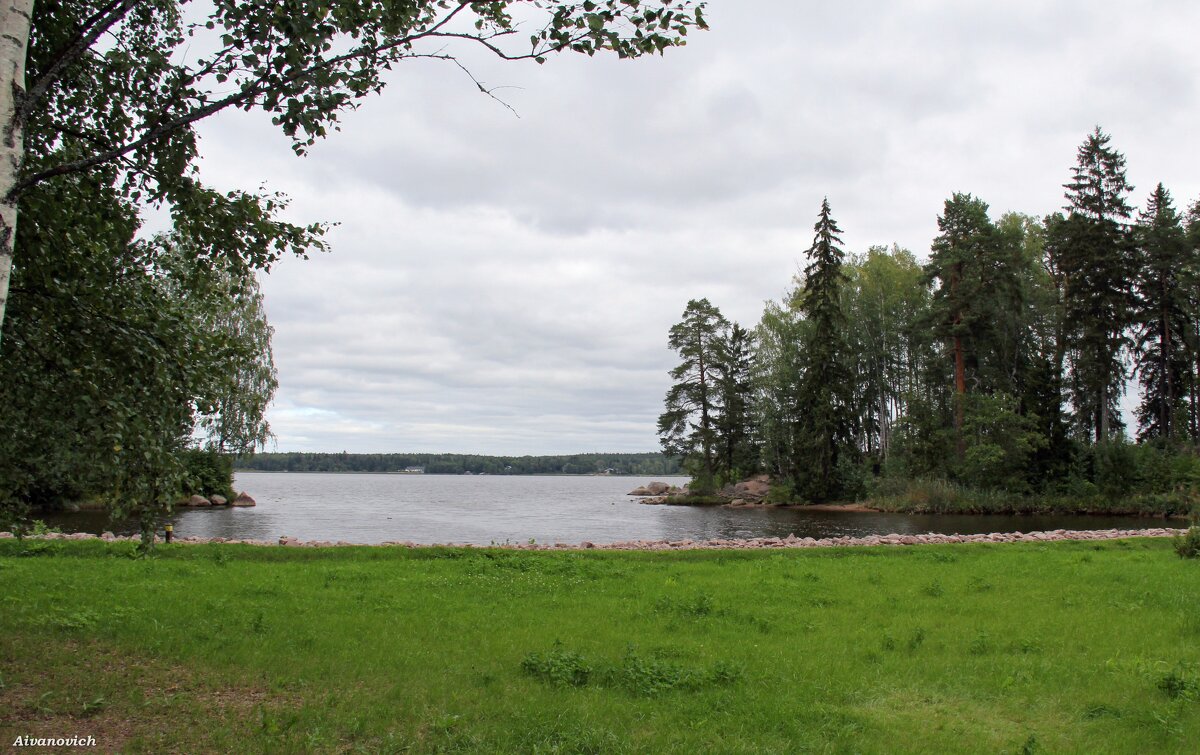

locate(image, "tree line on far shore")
[[236, 452, 683, 477], [660, 128, 1200, 512]]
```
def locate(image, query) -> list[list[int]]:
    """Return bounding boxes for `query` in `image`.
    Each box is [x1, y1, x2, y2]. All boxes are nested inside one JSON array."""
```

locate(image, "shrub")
[[1174, 521, 1200, 560], [180, 448, 235, 500]]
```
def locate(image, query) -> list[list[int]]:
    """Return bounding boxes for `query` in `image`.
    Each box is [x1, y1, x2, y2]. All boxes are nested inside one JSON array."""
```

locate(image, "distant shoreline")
[[232, 470, 688, 477]]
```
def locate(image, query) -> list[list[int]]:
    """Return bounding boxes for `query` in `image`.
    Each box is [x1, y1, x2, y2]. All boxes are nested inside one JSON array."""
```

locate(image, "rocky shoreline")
[[1, 527, 1186, 550]]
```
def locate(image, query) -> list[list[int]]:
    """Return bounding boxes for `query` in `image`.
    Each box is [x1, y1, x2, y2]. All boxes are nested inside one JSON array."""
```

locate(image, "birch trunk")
[[0, 0, 32, 352]]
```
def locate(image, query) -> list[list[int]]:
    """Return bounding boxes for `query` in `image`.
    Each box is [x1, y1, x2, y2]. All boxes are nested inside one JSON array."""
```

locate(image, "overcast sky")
[[193, 0, 1200, 455]]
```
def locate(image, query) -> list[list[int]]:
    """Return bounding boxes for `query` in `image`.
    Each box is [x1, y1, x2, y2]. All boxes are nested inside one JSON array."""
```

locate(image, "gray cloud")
[[193, 0, 1200, 453]]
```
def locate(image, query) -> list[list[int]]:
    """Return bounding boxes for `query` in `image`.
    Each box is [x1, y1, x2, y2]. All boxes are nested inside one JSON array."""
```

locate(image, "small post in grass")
[[165, 523, 174, 543]]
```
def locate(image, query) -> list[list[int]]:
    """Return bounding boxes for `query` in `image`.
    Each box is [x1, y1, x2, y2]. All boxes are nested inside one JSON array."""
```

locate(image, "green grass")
[[1, 539, 1199, 753]]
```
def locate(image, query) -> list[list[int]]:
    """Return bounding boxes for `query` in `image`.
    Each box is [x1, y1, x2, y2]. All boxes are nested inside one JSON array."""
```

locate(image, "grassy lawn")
[[1, 538, 1198, 753]]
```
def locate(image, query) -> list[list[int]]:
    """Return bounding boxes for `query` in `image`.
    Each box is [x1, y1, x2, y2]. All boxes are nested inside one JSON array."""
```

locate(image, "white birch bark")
[[0, 0, 33, 351]]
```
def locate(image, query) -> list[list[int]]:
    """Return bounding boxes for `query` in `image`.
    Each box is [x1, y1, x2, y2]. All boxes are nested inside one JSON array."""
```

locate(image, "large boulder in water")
[[231, 492, 256, 507], [210, 494, 228, 506], [629, 482, 672, 496]]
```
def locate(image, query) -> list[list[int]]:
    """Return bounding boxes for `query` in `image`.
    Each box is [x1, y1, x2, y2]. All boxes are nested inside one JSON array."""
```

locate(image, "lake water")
[[40, 472, 1172, 545]]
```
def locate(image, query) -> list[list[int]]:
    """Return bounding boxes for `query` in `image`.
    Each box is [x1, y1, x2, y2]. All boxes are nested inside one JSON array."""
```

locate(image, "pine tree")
[[1188, 201, 1200, 439], [1051, 127, 1135, 443], [1134, 185, 1199, 441], [924, 193, 998, 458], [657, 299, 730, 493], [793, 199, 856, 501]]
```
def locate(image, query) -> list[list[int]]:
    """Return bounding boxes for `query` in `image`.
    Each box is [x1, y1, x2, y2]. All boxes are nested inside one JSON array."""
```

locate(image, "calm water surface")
[[42, 472, 1171, 545]]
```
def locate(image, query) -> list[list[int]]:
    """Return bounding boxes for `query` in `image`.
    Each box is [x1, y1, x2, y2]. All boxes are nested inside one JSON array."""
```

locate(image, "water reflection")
[[38, 472, 1170, 545]]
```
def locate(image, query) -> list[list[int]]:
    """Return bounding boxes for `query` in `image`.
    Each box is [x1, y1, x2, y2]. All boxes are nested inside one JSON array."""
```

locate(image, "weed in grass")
[[881, 633, 897, 652], [521, 644, 592, 688], [604, 649, 742, 697], [1018, 733, 1040, 754], [250, 610, 268, 635], [80, 695, 107, 717], [969, 630, 993, 655], [968, 576, 994, 592], [1157, 665, 1200, 701], [654, 592, 720, 619], [37, 608, 99, 633], [521, 645, 742, 697], [748, 615, 772, 634], [1009, 639, 1042, 655], [921, 580, 945, 598], [930, 551, 957, 564], [802, 571, 821, 582], [907, 627, 927, 651], [1083, 703, 1122, 720], [683, 592, 714, 617]]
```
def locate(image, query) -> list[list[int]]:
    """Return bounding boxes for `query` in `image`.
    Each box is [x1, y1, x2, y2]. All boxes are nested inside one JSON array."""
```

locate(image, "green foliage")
[[1133, 184, 1197, 443], [1175, 527, 1200, 560], [957, 394, 1046, 493], [180, 449, 235, 501], [792, 198, 857, 502], [657, 299, 737, 491], [1049, 127, 1136, 442], [521, 644, 743, 697], [0, 213, 277, 537], [2, 0, 708, 543], [521, 644, 592, 688]]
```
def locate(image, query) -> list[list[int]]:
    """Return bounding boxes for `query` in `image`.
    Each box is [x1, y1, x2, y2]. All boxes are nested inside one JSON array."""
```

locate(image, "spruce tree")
[[1133, 184, 1194, 442], [1051, 127, 1135, 443], [713, 322, 757, 482], [793, 199, 855, 501]]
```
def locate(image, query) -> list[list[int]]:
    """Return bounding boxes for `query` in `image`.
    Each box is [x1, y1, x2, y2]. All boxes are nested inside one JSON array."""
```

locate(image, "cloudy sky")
[[193, 0, 1200, 455]]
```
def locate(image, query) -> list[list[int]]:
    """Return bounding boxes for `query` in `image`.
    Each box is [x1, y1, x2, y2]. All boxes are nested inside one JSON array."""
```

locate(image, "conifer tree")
[[1188, 201, 1200, 438], [1050, 127, 1135, 443], [924, 193, 998, 458], [1133, 184, 1194, 442], [793, 199, 856, 501], [657, 299, 730, 493], [713, 322, 757, 482]]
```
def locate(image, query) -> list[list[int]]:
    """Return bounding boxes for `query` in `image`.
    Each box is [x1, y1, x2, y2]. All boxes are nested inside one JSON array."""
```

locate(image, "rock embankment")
[[176, 492, 256, 508], [1, 527, 1185, 550], [630, 475, 773, 505]]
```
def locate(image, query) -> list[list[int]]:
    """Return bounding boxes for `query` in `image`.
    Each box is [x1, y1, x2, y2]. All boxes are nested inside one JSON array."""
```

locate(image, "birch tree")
[[0, 0, 708, 350]]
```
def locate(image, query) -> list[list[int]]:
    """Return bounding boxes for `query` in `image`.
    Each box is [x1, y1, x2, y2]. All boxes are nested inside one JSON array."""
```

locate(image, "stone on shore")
[[210, 494, 228, 506], [189, 495, 211, 507], [232, 492, 256, 507], [629, 481, 674, 496], [733, 476, 771, 500]]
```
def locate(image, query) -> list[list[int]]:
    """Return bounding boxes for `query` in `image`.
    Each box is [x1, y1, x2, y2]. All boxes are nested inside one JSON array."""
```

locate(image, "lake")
[[39, 472, 1172, 545]]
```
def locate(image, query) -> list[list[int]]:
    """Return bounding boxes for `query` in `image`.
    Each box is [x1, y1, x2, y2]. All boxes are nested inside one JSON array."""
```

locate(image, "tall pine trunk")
[[0, 0, 33, 351], [951, 262, 965, 459]]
